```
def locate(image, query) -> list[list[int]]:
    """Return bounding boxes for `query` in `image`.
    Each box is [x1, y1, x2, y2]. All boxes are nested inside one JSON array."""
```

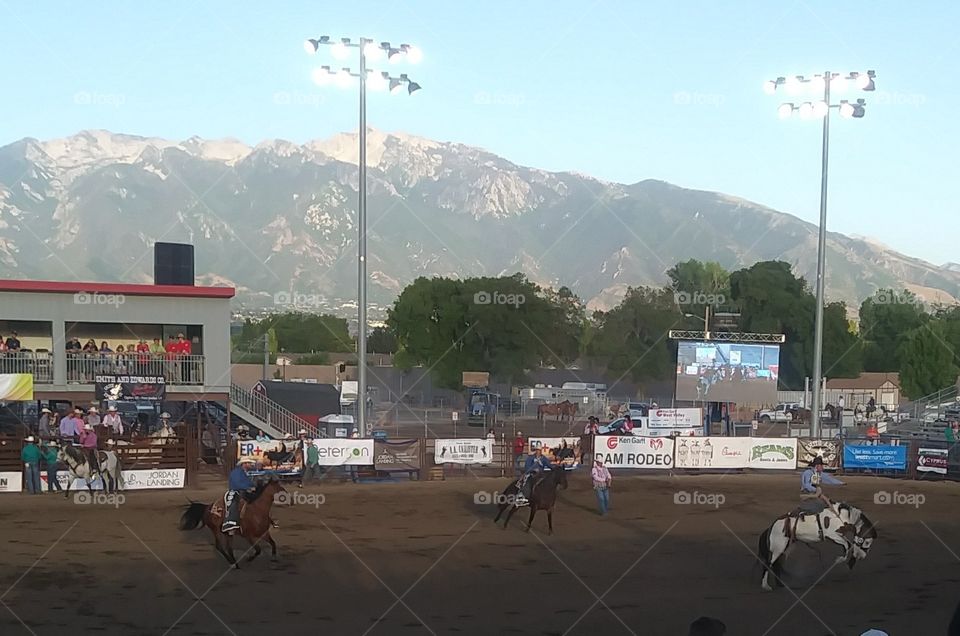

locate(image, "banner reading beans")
[[673, 437, 796, 469]]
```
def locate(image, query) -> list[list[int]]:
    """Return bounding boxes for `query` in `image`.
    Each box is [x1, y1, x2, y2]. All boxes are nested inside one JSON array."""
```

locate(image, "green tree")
[[234, 313, 353, 353], [897, 323, 959, 399], [667, 259, 731, 329], [387, 274, 583, 389], [588, 286, 680, 386], [368, 326, 398, 354], [859, 289, 928, 372]]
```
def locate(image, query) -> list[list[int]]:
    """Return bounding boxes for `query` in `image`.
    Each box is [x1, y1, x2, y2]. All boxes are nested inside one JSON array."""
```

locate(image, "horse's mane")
[[62, 444, 84, 463]]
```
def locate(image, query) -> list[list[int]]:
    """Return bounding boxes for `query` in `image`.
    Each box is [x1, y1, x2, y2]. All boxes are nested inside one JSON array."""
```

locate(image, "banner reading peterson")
[[674, 437, 796, 469], [434, 438, 493, 464], [374, 439, 421, 471], [593, 436, 674, 469], [95, 374, 166, 401], [310, 439, 374, 466]]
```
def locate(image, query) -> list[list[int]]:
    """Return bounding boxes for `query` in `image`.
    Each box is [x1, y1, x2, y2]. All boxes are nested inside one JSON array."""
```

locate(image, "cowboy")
[[41, 439, 62, 493], [102, 439, 120, 490], [21, 435, 42, 495], [516, 446, 551, 504], [592, 457, 612, 516], [300, 435, 320, 488], [584, 416, 599, 435], [86, 406, 101, 429], [79, 424, 100, 471], [222, 458, 256, 533], [799, 456, 844, 514], [102, 405, 124, 436], [38, 407, 53, 438], [60, 408, 84, 442]]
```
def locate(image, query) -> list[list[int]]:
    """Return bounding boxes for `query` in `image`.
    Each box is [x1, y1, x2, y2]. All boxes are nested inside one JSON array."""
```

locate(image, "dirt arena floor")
[[1, 471, 958, 635]]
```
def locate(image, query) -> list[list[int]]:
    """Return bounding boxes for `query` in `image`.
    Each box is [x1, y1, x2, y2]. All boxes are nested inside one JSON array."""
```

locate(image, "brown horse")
[[558, 400, 579, 422], [608, 402, 623, 419], [537, 402, 560, 420], [493, 467, 569, 534], [178, 479, 284, 568]]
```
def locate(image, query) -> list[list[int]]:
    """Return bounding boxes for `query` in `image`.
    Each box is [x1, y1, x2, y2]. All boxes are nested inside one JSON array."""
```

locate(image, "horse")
[[537, 402, 560, 421], [492, 467, 569, 534], [608, 403, 623, 419], [57, 444, 123, 495], [178, 479, 284, 568], [757, 501, 878, 591], [558, 400, 579, 422]]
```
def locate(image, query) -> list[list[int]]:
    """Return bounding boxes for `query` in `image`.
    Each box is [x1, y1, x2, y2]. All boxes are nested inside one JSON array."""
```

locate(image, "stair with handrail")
[[229, 382, 326, 439]]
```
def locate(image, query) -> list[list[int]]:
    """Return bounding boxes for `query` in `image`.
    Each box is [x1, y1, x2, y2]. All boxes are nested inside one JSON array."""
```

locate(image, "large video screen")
[[675, 341, 780, 404]]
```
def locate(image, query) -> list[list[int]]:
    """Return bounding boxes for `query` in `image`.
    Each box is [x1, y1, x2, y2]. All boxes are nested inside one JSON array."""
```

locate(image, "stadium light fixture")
[[303, 34, 423, 439], [762, 68, 876, 438]]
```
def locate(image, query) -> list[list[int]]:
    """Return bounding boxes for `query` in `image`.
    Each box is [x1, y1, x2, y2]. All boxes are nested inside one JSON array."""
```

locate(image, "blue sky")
[[1, 1, 956, 265]]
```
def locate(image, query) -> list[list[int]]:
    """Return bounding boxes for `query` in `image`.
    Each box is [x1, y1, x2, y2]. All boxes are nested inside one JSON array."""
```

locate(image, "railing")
[[0, 351, 54, 383], [230, 383, 325, 438], [67, 353, 205, 385], [908, 384, 959, 421]]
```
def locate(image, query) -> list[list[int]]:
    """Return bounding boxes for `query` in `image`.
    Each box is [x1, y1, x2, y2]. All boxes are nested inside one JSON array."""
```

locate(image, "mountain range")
[[0, 129, 957, 319]]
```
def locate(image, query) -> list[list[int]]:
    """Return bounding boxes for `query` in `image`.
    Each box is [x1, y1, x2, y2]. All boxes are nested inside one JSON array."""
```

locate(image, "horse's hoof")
[[761, 583, 773, 592]]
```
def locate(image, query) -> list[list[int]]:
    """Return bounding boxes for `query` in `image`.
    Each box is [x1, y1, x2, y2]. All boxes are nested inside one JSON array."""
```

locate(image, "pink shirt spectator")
[[591, 463, 611, 486], [79, 429, 98, 449]]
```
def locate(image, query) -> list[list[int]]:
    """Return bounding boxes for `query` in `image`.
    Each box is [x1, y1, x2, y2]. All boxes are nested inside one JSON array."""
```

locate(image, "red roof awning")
[[0, 279, 235, 299]]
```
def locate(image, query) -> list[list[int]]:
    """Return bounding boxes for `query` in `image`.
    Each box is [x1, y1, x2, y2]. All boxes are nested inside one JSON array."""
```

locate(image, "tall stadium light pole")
[[764, 70, 874, 438], [305, 36, 422, 437]]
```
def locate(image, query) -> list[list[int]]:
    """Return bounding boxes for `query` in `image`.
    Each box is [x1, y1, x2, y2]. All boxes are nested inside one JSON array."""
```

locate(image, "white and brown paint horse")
[[758, 501, 878, 591]]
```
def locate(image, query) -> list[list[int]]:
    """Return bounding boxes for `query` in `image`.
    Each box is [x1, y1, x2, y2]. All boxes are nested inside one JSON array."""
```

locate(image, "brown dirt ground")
[[1, 471, 957, 635]]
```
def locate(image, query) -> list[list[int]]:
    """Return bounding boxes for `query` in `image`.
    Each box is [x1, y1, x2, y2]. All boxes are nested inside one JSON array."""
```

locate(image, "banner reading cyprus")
[[0, 373, 33, 400], [674, 437, 797, 469]]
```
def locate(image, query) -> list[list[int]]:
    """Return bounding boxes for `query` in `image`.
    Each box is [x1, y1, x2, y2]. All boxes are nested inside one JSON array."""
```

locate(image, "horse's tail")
[[179, 502, 207, 530]]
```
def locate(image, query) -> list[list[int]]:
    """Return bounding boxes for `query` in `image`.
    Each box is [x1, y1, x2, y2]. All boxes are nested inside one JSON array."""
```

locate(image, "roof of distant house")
[[0, 279, 234, 299], [825, 372, 900, 390]]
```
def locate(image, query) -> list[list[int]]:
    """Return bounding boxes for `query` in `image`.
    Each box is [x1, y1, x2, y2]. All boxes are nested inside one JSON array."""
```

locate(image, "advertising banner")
[[40, 469, 186, 491], [674, 437, 797, 469], [434, 439, 493, 464], [310, 439, 374, 466], [236, 439, 303, 472], [374, 439, 421, 471], [529, 437, 583, 467], [0, 373, 33, 400], [0, 471, 23, 493], [797, 438, 841, 470], [917, 447, 948, 475], [593, 436, 674, 469], [95, 374, 166, 401], [843, 444, 907, 470], [648, 408, 701, 429]]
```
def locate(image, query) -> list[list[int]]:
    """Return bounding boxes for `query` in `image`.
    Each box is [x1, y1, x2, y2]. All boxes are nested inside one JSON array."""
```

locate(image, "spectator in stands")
[[38, 407, 53, 438], [256, 430, 271, 443], [83, 339, 98, 353], [300, 436, 320, 487], [165, 335, 179, 381], [5, 331, 21, 351], [0, 335, 6, 352], [486, 428, 496, 440], [41, 440, 62, 493], [60, 409, 83, 441], [99, 341, 112, 353], [21, 435, 42, 495], [136, 338, 150, 373], [102, 406, 124, 436], [177, 333, 193, 382]]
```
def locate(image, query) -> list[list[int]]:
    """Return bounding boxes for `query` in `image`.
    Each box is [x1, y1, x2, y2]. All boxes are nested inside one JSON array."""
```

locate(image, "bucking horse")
[[493, 466, 568, 534], [757, 501, 878, 591], [57, 443, 124, 496]]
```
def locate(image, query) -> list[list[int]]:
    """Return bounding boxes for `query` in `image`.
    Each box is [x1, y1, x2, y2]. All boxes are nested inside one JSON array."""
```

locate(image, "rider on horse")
[[78, 423, 99, 472], [799, 456, 844, 514], [516, 446, 551, 505], [222, 459, 256, 533]]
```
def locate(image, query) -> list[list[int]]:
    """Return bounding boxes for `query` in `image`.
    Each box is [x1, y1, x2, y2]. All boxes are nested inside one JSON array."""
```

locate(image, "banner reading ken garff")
[[95, 374, 165, 401], [434, 439, 492, 464], [374, 439, 421, 471]]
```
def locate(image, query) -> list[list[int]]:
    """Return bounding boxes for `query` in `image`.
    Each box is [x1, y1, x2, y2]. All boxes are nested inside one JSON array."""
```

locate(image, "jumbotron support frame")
[[668, 330, 786, 343]]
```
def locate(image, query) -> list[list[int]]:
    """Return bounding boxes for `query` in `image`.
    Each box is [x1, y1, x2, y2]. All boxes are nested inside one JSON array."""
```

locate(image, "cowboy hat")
[[106, 439, 116, 445], [83, 424, 92, 430], [107, 405, 117, 412], [810, 456, 824, 467], [41, 408, 52, 414], [73, 408, 83, 414], [24, 435, 35, 442], [159, 412, 171, 419], [88, 407, 98, 413], [859, 631, 888, 636], [283, 433, 293, 439], [298, 429, 307, 435], [237, 458, 255, 466]]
